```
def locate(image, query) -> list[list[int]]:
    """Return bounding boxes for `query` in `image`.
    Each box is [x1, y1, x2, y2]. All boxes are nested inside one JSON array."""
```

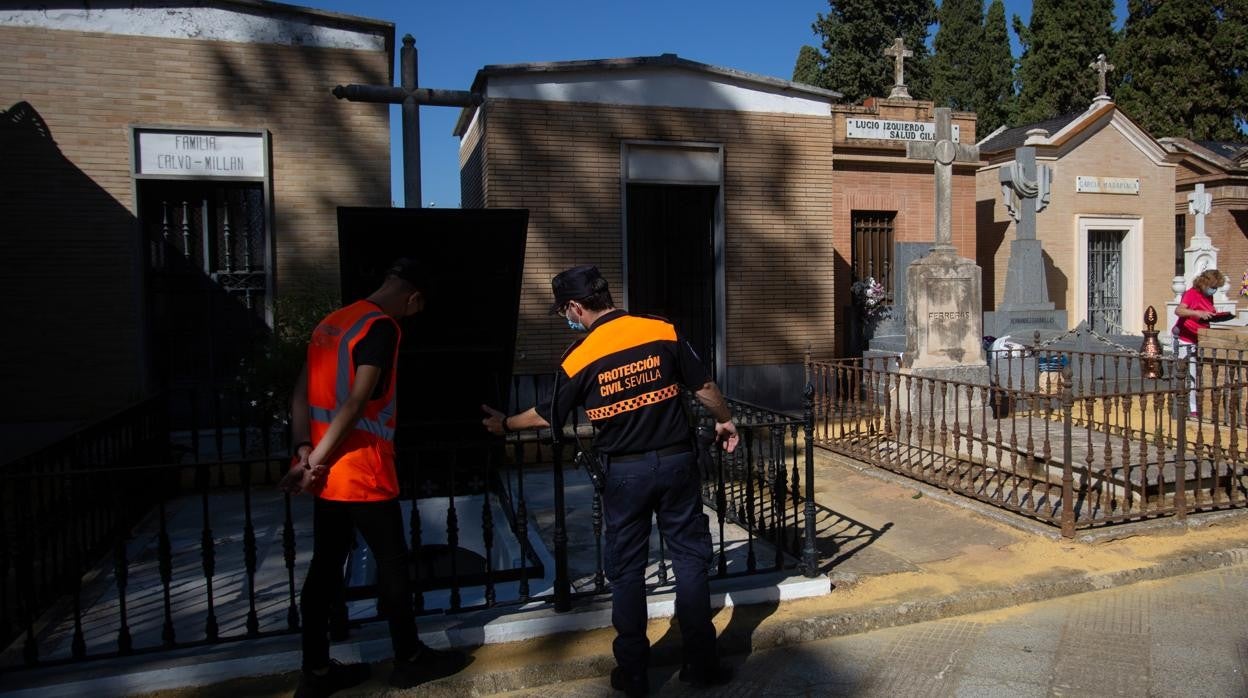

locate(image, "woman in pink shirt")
[[1174, 269, 1227, 416]]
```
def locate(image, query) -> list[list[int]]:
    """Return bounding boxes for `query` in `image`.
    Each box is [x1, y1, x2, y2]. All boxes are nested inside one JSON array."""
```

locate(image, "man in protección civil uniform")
[[482, 265, 738, 696]]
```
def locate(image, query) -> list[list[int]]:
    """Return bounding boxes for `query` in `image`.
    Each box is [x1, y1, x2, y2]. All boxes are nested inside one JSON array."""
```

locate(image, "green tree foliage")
[[793, 45, 823, 86], [797, 0, 937, 103], [931, 0, 984, 111], [974, 0, 1016, 137], [1214, 0, 1248, 132], [1115, 0, 1241, 140], [1013, 0, 1117, 123]]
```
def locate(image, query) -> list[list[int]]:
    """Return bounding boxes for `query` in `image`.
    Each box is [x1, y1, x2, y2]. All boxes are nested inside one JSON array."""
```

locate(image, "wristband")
[[501, 416, 513, 434]]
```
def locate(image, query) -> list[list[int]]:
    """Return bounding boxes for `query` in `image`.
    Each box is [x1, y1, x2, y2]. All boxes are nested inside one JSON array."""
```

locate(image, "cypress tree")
[[1014, 0, 1117, 123], [974, 0, 1016, 137], [931, 0, 984, 111], [793, 45, 823, 86], [1115, 0, 1240, 140], [796, 0, 937, 103]]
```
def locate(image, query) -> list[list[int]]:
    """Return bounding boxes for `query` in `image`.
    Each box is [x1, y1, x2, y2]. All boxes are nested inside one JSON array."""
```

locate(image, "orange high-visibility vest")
[[306, 300, 401, 501]]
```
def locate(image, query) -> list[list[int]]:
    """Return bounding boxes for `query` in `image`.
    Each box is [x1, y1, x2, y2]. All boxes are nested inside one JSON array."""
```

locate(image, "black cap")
[[386, 257, 428, 288], [550, 265, 607, 313]]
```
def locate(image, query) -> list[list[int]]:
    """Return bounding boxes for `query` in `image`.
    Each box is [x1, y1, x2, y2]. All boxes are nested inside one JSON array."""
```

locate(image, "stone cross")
[[906, 108, 979, 252], [333, 34, 482, 207], [1188, 182, 1213, 241], [999, 146, 1051, 240], [1090, 54, 1115, 98], [884, 38, 913, 100]]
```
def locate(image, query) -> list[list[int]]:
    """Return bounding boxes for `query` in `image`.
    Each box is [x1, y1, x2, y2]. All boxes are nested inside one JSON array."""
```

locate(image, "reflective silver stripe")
[[310, 405, 336, 425], [308, 405, 395, 442], [354, 417, 395, 441], [335, 310, 385, 406]]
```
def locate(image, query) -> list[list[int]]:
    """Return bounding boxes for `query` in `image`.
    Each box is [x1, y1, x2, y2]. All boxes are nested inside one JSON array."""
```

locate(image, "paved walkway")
[[493, 564, 1248, 697]]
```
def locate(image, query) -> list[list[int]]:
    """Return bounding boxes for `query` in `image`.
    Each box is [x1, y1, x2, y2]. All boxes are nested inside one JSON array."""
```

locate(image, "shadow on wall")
[[1043, 249, 1068, 314], [0, 102, 143, 426], [975, 198, 1009, 311]]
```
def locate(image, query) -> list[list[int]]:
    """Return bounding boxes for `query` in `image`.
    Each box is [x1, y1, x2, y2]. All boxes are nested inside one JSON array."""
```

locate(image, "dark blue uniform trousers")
[[603, 449, 716, 675]]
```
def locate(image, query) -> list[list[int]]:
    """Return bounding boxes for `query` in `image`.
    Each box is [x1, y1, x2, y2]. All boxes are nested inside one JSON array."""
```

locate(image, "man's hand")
[[715, 420, 739, 453], [279, 462, 328, 495], [481, 404, 507, 435]]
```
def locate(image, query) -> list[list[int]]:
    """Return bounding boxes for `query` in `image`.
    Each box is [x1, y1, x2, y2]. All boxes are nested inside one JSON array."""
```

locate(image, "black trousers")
[[602, 449, 716, 674], [301, 497, 418, 670]]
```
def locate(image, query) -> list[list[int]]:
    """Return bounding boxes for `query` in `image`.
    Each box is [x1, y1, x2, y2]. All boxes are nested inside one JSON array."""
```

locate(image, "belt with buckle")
[[608, 443, 692, 463]]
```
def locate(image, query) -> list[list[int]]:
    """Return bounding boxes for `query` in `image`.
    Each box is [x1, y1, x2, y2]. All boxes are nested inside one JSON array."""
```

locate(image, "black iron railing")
[[810, 343, 1248, 535], [1, 375, 819, 671]]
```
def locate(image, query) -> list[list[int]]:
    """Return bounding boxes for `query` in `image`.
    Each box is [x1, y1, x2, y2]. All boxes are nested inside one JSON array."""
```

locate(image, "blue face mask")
[[1204, 286, 1217, 297], [567, 318, 586, 332]]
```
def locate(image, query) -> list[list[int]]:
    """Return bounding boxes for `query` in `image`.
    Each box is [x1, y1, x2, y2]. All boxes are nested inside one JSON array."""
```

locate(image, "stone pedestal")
[[898, 248, 989, 409], [982, 238, 1067, 338]]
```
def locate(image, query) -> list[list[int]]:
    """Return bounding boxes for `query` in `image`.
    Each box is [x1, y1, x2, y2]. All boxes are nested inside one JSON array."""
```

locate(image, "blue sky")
[[296, 1, 1128, 208]]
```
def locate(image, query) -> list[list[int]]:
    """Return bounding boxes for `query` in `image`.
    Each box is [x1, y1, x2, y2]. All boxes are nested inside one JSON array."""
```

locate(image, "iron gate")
[[1088, 229, 1124, 335], [139, 181, 270, 425]]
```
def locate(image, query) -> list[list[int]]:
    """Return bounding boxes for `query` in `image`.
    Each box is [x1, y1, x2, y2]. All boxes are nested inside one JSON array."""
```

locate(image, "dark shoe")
[[610, 666, 649, 697], [679, 661, 733, 688], [294, 660, 371, 698], [389, 643, 470, 688]]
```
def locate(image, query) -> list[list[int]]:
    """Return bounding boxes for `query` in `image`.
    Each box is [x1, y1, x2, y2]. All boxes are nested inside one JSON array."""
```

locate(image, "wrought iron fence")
[[1, 375, 818, 670], [810, 344, 1248, 536]]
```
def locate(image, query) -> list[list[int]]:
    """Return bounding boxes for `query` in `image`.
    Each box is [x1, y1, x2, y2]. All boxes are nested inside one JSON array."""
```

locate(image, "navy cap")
[[550, 265, 607, 313], [386, 257, 428, 288]]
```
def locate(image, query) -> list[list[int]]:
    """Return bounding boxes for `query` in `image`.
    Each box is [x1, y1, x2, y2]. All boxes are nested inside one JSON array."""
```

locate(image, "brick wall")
[[476, 98, 836, 374], [0, 26, 390, 422]]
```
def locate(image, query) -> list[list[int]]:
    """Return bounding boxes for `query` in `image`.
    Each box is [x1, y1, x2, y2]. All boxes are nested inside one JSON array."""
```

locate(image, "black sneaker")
[[678, 661, 733, 688], [609, 666, 649, 697], [294, 660, 371, 698], [389, 643, 470, 688]]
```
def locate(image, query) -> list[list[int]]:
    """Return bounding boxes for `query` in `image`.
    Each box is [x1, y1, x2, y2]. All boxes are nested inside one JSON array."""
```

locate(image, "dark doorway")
[[138, 180, 270, 426], [626, 184, 718, 375]]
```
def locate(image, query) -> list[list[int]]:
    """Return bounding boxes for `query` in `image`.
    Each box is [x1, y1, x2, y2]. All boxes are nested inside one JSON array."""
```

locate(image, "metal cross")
[[1090, 54, 1115, 98], [333, 34, 482, 207], [883, 38, 913, 100], [906, 108, 979, 252]]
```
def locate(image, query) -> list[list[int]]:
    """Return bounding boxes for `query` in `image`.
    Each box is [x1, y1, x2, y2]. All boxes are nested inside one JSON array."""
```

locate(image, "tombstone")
[[899, 109, 989, 402], [865, 240, 934, 359], [1166, 183, 1239, 333], [983, 140, 1068, 338]]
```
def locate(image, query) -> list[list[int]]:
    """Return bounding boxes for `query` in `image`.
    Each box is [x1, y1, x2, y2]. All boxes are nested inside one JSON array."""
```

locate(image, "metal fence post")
[[551, 423, 571, 612], [1061, 366, 1076, 538], [801, 383, 819, 576]]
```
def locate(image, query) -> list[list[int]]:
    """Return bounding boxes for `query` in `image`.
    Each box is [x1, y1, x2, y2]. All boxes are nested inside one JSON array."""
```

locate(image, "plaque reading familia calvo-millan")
[[134, 129, 266, 179]]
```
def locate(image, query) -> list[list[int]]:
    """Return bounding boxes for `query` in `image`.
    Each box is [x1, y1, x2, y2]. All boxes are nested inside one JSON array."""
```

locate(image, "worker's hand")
[[714, 420, 739, 453], [481, 404, 507, 436], [1199, 311, 1215, 321], [279, 462, 328, 495]]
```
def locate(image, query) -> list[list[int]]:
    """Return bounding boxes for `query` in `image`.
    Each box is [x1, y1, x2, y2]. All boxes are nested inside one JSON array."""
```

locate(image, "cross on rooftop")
[[884, 38, 913, 100], [1090, 54, 1115, 98]]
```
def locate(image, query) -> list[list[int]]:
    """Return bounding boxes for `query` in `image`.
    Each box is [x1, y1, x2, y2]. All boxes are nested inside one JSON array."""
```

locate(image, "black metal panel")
[[336, 207, 529, 447]]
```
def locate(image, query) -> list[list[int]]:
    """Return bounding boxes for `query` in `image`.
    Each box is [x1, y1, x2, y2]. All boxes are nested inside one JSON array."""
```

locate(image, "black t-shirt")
[[535, 310, 711, 455], [351, 315, 398, 401]]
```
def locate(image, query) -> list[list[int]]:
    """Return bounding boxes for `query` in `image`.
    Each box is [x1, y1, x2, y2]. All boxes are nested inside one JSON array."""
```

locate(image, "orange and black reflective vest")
[[306, 300, 401, 501]]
